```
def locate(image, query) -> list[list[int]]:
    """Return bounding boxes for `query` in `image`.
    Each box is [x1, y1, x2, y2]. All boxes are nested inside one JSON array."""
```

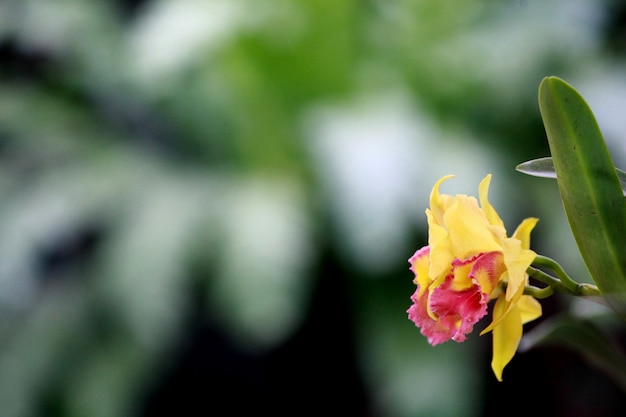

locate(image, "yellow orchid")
[[407, 174, 542, 381]]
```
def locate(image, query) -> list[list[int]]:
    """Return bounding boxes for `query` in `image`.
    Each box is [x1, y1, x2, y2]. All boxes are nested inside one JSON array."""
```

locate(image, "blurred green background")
[[1, 0, 626, 416]]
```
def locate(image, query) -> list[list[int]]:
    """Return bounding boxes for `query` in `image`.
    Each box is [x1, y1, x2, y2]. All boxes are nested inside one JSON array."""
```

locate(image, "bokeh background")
[[2, 0, 626, 416]]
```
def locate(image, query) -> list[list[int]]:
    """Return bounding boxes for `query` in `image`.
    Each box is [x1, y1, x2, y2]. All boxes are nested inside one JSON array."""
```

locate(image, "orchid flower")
[[407, 174, 541, 380]]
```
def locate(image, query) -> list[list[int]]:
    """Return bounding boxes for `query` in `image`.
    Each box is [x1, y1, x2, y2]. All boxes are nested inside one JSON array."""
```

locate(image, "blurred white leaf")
[[303, 92, 502, 273], [129, 0, 244, 84], [211, 177, 314, 350]]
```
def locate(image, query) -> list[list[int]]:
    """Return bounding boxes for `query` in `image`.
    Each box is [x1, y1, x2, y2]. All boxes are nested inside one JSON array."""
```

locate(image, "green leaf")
[[538, 76, 626, 317], [520, 314, 626, 392], [515, 157, 626, 196]]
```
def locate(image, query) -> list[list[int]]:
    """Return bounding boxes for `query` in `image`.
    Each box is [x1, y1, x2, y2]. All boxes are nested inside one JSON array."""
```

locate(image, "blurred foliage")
[[1, 0, 626, 416]]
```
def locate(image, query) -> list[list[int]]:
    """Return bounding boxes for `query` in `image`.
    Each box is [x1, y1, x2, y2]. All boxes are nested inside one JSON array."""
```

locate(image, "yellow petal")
[[512, 217, 539, 250], [451, 260, 475, 291], [479, 272, 524, 335], [429, 175, 455, 225], [478, 174, 505, 229], [444, 197, 502, 259], [425, 273, 449, 320], [469, 251, 506, 296], [490, 297, 523, 381], [502, 238, 536, 301], [488, 224, 507, 243], [427, 210, 455, 279], [410, 248, 432, 298], [517, 295, 542, 324]]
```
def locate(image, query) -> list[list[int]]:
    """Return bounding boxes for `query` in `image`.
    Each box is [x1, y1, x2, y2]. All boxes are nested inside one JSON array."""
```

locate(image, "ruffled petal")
[[409, 246, 432, 298], [468, 251, 506, 296], [407, 289, 454, 346], [428, 274, 489, 343], [450, 256, 477, 291]]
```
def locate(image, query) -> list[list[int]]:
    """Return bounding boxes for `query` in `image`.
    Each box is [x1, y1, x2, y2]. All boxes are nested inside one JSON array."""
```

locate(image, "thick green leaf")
[[538, 76, 626, 317]]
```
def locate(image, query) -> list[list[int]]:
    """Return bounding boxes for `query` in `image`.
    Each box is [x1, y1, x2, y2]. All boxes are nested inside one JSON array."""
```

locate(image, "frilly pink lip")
[[407, 250, 502, 345]]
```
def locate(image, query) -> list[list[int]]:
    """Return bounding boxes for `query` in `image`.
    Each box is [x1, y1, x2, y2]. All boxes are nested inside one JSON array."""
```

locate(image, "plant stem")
[[527, 266, 570, 293], [527, 255, 602, 297], [523, 284, 554, 299], [532, 255, 580, 292]]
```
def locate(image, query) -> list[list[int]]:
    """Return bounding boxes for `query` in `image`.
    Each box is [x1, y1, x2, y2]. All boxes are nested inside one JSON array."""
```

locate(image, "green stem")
[[532, 255, 581, 292], [527, 256, 602, 297], [523, 284, 554, 299], [527, 266, 571, 293]]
